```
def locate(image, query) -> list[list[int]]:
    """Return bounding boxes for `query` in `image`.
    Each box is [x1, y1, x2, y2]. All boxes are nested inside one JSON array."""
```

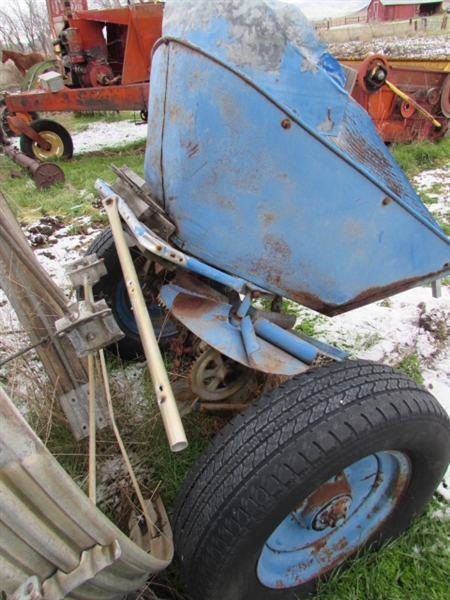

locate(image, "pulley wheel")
[[357, 53, 389, 94], [400, 100, 415, 119], [426, 87, 440, 106], [189, 347, 253, 402]]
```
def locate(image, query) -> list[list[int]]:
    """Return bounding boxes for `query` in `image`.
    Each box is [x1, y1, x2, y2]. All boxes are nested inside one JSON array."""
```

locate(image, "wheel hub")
[[293, 471, 352, 530], [257, 452, 412, 589], [312, 494, 352, 530]]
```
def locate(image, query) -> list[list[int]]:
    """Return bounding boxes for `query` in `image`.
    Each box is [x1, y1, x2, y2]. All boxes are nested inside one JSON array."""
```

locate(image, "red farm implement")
[[2, 1, 449, 160], [342, 55, 450, 143], [2, 0, 163, 158]]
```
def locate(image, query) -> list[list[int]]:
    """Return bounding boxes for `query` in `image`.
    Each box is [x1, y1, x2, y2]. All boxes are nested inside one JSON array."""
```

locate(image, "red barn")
[[367, 0, 443, 21]]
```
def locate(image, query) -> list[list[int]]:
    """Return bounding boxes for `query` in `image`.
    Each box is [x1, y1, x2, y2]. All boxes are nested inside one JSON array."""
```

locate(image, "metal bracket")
[[432, 278, 442, 298], [55, 299, 124, 357], [59, 381, 110, 440], [64, 254, 108, 288]]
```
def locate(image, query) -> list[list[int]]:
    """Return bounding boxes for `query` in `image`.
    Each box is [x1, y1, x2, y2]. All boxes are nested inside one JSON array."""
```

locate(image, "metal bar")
[[103, 195, 187, 453], [84, 278, 97, 505], [7, 117, 52, 150], [95, 179, 258, 295], [97, 349, 167, 538], [0, 335, 50, 367], [253, 318, 317, 364], [384, 79, 442, 127]]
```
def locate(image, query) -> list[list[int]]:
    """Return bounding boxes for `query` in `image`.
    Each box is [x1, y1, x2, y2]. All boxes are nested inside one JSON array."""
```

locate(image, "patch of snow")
[[71, 120, 148, 155], [328, 33, 450, 59]]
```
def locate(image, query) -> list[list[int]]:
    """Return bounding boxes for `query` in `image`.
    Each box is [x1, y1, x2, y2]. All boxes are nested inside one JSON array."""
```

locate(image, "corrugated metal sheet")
[[0, 386, 172, 599]]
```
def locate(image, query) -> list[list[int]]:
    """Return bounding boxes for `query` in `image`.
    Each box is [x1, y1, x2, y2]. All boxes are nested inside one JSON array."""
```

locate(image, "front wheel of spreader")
[[172, 360, 450, 600]]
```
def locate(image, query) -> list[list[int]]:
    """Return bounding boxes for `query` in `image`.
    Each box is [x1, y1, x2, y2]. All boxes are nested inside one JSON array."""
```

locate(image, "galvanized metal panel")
[[0, 387, 172, 599]]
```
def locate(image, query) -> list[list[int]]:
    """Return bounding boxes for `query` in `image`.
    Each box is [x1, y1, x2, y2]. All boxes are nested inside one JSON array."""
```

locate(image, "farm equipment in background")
[[341, 54, 450, 142], [2, 0, 164, 159], [2, 0, 450, 160]]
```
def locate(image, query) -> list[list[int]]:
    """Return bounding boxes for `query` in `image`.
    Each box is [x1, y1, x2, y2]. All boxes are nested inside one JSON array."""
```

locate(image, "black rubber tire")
[[20, 118, 73, 160], [84, 226, 177, 360], [173, 360, 450, 600], [1, 107, 39, 137]]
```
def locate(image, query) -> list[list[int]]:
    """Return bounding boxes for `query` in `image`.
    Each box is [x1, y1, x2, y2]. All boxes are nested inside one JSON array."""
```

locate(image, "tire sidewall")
[[185, 402, 449, 600]]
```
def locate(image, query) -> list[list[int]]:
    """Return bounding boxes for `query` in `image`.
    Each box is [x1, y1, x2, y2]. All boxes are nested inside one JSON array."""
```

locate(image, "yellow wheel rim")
[[32, 131, 65, 160]]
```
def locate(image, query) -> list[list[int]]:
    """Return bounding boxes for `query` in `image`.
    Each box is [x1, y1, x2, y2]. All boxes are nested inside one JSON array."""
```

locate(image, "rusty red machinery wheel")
[[440, 73, 450, 118], [357, 53, 389, 94], [400, 100, 416, 119], [1, 107, 39, 137]]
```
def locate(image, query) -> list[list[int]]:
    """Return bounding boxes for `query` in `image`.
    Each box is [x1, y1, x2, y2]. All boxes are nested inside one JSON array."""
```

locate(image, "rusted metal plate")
[[5, 83, 150, 113]]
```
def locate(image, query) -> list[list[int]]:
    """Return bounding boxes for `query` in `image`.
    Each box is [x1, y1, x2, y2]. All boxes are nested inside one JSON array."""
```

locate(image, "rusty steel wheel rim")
[[257, 451, 411, 589]]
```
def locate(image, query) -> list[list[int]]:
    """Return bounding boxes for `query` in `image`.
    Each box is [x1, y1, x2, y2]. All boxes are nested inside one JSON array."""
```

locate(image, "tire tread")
[[173, 360, 450, 600]]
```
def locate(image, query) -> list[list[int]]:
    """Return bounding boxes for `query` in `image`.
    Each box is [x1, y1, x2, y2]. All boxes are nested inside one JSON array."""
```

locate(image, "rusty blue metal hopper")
[[143, 0, 449, 319]]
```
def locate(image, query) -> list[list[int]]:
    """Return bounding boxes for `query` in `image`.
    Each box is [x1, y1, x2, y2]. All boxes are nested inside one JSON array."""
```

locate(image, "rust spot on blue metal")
[[173, 294, 228, 322], [186, 141, 199, 157], [263, 234, 292, 261]]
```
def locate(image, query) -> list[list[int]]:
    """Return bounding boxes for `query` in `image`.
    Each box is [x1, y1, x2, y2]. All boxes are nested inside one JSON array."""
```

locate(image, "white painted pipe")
[[84, 279, 97, 503], [103, 195, 188, 452]]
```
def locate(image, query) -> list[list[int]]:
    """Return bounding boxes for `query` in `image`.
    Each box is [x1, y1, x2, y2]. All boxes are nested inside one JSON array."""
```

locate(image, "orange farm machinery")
[[2, 0, 164, 158]]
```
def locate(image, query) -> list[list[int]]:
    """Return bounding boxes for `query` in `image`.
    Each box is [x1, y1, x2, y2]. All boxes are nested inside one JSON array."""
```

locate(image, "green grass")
[[0, 109, 147, 224], [390, 137, 450, 237], [0, 142, 146, 224], [390, 137, 450, 178], [394, 353, 425, 384]]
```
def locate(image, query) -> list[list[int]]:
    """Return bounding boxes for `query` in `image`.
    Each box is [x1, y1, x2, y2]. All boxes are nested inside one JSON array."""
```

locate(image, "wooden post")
[[0, 191, 109, 440]]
